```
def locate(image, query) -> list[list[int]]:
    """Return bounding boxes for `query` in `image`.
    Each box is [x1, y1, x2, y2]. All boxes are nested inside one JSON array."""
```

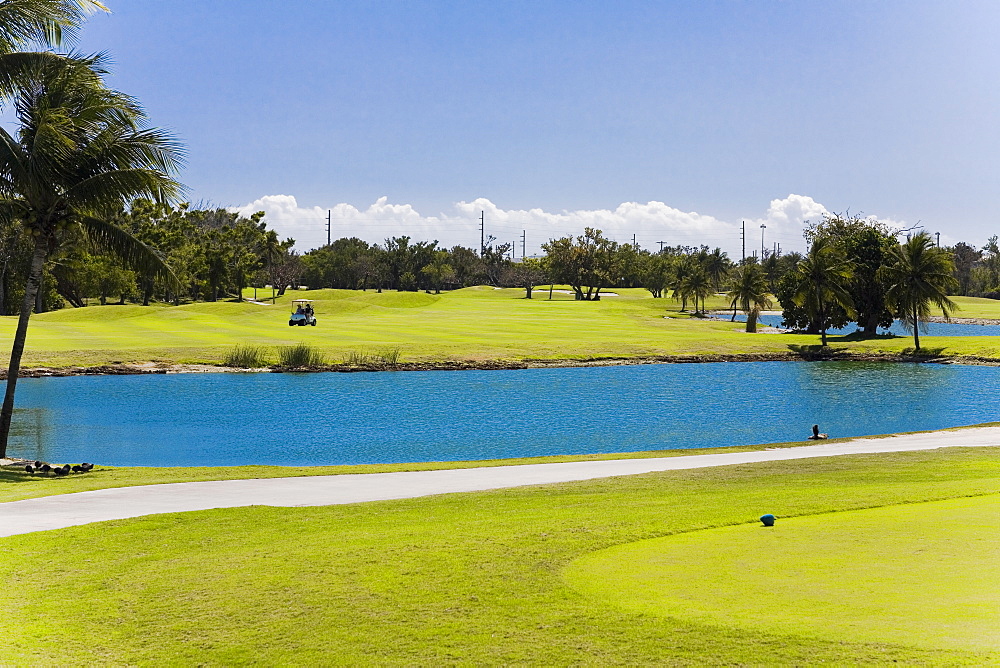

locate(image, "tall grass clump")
[[277, 343, 326, 368], [223, 345, 268, 368], [342, 347, 402, 366], [378, 347, 401, 364], [342, 350, 373, 365]]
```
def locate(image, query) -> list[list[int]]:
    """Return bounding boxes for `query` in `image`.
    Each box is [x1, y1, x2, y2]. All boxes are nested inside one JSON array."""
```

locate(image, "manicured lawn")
[[2, 446, 998, 664], [3, 287, 1000, 368], [567, 494, 1000, 652]]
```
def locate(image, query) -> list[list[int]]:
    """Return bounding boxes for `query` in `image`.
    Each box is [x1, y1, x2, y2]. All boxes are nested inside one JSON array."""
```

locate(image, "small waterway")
[[7, 361, 1000, 467], [711, 313, 1000, 336]]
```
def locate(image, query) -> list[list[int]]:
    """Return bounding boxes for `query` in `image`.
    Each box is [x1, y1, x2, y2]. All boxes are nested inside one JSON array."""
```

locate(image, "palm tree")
[[703, 247, 730, 291], [791, 237, 855, 346], [879, 232, 958, 351], [681, 265, 713, 315], [728, 262, 771, 332], [0, 55, 182, 457]]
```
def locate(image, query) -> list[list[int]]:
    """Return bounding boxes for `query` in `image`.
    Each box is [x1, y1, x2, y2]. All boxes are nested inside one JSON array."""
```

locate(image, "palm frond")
[[79, 213, 178, 286], [64, 167, 183, 210], [0, 0, 108, 54]]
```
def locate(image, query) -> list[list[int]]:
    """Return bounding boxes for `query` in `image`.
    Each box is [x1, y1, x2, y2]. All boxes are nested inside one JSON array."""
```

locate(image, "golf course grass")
[[566, 494, 1000, 653], [6, 287, 1000, 368], [2, 446, 999, 664]]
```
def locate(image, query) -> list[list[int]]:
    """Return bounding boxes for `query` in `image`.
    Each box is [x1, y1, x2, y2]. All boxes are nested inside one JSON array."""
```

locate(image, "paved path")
[[2, 428, 999, 538]]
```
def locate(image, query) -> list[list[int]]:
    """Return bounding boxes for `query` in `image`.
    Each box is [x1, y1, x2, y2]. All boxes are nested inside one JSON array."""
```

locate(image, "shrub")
[[278, 343, 325, 368], [223, 344, 268, 368]]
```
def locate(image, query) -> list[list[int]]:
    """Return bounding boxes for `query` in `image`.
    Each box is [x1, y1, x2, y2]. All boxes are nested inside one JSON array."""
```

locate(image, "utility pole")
[[760, 223, 766, 257], [777, 243, 781, 257], [326, 209, 331, 246], [658, 241, 666, 252], [479, 211, 485, 255], [632, 233, 637, 250], [935, 232, 940, 247], [741, 221, 745, 260], [521, 230, 526, 259]]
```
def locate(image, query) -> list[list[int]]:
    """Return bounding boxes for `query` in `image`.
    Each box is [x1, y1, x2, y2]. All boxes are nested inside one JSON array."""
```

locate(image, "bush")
[[223, 344, 268, 368], [277, 343, 325, 368]]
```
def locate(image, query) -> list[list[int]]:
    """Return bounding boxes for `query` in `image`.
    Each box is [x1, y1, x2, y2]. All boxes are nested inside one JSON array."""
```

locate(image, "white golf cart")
[[288, 299, 317, 326]]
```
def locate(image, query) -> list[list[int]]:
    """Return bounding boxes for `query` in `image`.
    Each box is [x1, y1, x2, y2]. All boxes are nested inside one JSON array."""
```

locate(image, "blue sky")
[[71, 1, 1000, 254]]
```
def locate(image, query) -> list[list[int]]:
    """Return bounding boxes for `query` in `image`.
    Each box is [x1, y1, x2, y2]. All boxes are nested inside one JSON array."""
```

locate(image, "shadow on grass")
[[0, 467, 107, 486]]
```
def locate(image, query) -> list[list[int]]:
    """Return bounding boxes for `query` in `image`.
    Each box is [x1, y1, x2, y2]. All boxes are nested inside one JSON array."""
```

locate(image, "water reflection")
[[8, 361, 999, 467]]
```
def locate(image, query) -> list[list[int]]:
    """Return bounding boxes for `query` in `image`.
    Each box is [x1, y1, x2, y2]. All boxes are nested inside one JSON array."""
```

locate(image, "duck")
[[24, 464, 34, 473]]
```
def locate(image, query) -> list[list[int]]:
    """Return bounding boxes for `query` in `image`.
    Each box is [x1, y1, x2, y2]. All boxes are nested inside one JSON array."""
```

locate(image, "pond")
[[711, 313, 1000, 337], [8, 361, 1000, 467]]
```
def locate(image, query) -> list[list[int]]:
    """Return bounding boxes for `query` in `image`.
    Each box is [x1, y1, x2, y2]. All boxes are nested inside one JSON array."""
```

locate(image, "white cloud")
[[231, 193, 910, 258]]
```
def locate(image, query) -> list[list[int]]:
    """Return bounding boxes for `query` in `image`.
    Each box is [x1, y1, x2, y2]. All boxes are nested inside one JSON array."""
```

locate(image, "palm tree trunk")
[[913, 305, 921, 351], [0, 237, 47, 458]]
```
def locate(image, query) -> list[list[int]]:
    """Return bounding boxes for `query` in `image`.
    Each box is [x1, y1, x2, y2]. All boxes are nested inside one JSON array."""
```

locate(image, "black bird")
[[24, 464, 34, 473], [34, 460, 42, 468], [81, 463, 94, 472], [72, 465, 82, 473], [40, 464, 51, 473]]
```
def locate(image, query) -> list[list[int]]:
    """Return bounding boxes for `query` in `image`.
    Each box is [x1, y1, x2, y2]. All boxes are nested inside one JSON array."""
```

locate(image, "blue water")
[[8, 362, 1000, 467], [712, 313, 1000, 337]]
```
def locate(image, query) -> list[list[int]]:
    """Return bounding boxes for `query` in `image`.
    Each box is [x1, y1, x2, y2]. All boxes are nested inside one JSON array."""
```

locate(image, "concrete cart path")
[[3, 428, 999, 538]]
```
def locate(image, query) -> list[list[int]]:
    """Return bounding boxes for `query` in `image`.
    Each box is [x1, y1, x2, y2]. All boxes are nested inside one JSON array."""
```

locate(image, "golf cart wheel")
[[310, 320, 317, 326], [298, 320, 307, 326], [288, 321, 295, 326]]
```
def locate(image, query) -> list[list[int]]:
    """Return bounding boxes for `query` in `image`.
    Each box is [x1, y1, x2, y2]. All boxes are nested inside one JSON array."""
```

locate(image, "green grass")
[[566, 494, 1000, 652], [2, 446, 999, 664], [7, 287, 1000, 368]]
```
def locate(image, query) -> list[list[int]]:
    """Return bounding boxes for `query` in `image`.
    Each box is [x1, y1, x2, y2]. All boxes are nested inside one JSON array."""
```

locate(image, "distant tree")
[[703, 247, 730, 291], [541, 228, 618, 300], [727, 261, 772, 332], [680, 265, 712, 315], [880, 232, 958, 351], [789, 237, 855, 346], [502, 258, 546, 299], [420, 250, 455, 294], [670, 255, 694, 311], [950, 242, 980, 296], [639, 252, 671, 298]]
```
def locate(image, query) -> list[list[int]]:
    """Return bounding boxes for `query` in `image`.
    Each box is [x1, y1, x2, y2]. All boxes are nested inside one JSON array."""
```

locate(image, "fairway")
[[6, 288, 1000, 368], [566, 494, 1000, 652]]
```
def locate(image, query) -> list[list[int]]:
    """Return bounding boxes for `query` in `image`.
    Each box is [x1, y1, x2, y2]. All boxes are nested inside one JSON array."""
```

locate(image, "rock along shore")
[[4, 350, 1000, 379]]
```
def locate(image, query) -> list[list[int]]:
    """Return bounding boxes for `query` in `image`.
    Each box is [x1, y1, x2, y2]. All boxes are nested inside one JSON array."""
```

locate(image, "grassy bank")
[[2, 446, 998, 664], [3, 287, 1000, 368]]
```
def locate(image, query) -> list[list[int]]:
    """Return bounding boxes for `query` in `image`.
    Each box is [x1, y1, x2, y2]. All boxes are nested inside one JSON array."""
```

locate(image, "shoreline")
[[5, 350, 1000, 379], [3, 428, 998, 537]]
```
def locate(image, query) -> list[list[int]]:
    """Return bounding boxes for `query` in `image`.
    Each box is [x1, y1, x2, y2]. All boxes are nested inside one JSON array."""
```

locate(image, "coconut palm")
[[0, 55, 182, 457], [791, 237, 855, 346], [681, 265, 712, 315], [728, 262, 771, 333], [879, 232, 958, 351]]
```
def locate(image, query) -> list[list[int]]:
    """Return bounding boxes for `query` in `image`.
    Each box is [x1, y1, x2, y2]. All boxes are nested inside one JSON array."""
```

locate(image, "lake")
[[9, 362, 999, 467], [711, 313, 1000, 337]]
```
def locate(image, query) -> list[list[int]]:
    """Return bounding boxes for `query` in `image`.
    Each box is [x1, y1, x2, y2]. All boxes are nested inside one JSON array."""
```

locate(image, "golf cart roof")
[[291, 299, 313, 304]]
